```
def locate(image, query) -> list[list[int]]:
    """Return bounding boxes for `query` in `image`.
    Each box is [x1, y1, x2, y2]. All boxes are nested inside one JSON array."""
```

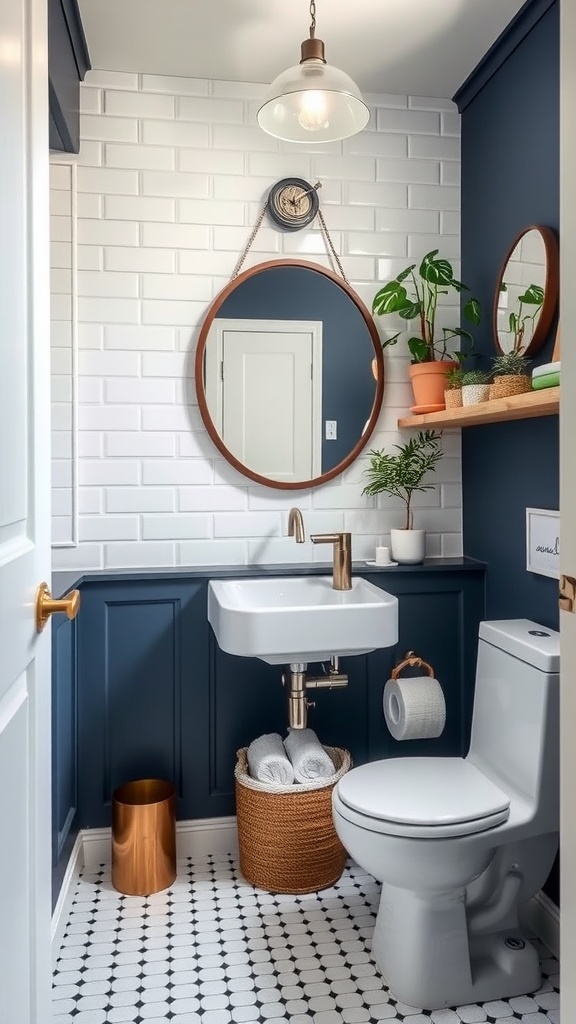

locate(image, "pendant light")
[[257, 0, 369, 144]]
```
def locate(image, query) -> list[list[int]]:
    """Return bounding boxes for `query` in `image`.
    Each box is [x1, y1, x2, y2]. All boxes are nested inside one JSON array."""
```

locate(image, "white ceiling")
[[78, 0, 527, 99]]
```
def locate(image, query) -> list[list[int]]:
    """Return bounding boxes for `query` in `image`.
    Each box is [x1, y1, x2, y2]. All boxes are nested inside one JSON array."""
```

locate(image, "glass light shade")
[[257, 57, 370, 143]]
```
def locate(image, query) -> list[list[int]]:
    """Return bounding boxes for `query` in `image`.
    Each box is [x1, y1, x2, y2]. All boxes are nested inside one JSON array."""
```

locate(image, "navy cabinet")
[[49, 0, 90, 153], [52, 561, 486, 896]]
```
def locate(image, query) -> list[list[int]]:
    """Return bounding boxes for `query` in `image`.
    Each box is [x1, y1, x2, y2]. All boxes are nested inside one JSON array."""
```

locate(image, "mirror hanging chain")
[[230, 201, 349, 284]]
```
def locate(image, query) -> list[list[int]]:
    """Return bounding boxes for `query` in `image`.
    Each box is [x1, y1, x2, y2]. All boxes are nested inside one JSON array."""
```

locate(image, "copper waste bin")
[[111, 779, 176, 896]]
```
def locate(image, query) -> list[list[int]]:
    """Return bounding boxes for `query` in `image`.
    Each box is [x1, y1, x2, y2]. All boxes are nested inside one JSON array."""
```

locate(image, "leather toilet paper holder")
[[391, 651, 435, 680]]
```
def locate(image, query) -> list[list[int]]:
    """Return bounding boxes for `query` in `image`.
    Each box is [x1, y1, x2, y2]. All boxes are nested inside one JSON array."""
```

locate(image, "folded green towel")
[[533, 372, 560, 390], [532, 360, 561, 379]]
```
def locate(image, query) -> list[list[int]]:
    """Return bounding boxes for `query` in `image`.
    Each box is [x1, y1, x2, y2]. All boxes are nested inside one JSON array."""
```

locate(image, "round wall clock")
[[267, 177, 320, 231]]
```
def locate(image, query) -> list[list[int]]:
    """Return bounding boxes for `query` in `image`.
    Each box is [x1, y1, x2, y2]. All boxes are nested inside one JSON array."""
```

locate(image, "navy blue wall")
[[458, 0, 559, 900], [219, 265, 376, 472], [459, 0, 559, 626]]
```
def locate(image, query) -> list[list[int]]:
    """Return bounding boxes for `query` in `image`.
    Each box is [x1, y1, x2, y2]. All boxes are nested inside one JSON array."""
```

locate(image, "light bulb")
[[297, 90, 330, 132]]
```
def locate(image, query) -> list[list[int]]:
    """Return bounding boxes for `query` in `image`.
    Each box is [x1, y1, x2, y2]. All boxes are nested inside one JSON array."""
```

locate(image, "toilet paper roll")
[[383, 675, 446, 741]]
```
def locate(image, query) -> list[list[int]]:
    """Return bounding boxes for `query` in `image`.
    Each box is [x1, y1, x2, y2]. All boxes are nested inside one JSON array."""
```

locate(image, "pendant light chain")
[[309, 0, 316, 37], [231, 202, 348, 285]]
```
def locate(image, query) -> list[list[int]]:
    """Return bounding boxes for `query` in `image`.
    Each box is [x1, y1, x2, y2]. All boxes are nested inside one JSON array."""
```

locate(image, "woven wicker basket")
[[235, 745, 351, 894], [444, 388, 462, 409], [489, 374, 532, 400]]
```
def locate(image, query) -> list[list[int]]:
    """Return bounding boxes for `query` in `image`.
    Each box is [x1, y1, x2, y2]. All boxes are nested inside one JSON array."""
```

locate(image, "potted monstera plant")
[[372, 251, 481, 412], [362, 429, 443, 564]]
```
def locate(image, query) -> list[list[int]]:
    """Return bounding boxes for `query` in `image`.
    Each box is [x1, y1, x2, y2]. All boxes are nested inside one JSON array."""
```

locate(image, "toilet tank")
[[467, 619, 559, 827]]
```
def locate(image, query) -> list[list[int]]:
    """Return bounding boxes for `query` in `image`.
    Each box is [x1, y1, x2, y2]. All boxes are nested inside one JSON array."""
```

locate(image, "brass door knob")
[[36, 582, 80, 632]]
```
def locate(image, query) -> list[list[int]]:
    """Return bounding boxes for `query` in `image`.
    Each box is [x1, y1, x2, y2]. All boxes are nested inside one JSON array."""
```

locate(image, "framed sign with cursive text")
[[526, 507, 560, 579]]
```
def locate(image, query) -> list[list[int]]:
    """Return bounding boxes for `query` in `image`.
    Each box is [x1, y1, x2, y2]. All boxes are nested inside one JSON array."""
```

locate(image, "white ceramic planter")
[[390, 528, 426, 565], [461, 383, 490, 406]]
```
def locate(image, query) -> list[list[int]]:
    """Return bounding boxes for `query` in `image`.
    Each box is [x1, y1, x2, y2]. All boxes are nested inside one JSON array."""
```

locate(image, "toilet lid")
[[337, 757, 510, 829]]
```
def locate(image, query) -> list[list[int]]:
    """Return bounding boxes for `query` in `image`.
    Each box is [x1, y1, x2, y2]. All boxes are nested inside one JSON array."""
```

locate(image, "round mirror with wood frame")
[[493, 225, 559, 357], [195, 259, 384, 490]]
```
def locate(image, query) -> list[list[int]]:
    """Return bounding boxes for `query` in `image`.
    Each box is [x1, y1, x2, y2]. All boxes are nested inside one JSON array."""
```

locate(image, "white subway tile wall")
[[50, 74, 462, 571], [50, 162, 76, 547]]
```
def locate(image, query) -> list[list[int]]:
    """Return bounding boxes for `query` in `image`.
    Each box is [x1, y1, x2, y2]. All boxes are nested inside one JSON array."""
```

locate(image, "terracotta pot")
[[409, 361, 458, 412]]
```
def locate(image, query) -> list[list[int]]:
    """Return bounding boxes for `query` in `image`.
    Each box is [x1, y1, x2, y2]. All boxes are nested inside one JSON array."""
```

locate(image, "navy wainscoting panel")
[[77, 579, 209, 828], [51, 614, 79, 907], [365, 571, 484, 764], [457, 0, 559, 903], [68, 564, 485, 830]]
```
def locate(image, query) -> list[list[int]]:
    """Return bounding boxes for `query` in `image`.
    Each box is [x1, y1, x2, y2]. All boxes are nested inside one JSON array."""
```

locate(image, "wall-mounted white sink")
[[208, 576, 398, 665]]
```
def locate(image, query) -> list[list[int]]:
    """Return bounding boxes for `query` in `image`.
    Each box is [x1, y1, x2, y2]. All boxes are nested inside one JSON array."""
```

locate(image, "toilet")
[[332, 619, 559, 1010]]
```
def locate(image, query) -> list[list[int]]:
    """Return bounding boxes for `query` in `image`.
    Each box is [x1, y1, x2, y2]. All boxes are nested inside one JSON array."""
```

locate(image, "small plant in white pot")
[[461, 369, 491, 406], [362, 430, 443, 564]]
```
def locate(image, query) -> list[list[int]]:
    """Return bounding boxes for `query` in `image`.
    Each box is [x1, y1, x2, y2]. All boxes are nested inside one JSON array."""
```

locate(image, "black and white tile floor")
[[52, 854, 560, 1024]]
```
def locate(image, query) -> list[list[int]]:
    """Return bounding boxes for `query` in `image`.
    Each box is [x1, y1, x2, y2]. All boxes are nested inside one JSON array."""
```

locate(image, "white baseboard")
[[523, 890, 560, 959], [51, 832, 84, 968], [52, 816, 238, 960], [81, 814, 238, 870], [176, 815, 239, 860]]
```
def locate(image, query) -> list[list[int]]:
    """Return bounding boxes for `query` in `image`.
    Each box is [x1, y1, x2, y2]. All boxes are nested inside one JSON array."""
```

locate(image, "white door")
[[560, 0, 576, 1011], [0, 0, 52, 1021], [206, 319, 323, 481]]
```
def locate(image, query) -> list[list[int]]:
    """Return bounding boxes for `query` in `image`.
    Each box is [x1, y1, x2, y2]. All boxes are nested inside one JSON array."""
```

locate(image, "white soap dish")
[[365, 559, 398, 567]]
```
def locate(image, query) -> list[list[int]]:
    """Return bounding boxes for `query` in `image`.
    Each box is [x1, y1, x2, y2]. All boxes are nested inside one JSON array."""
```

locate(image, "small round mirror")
[[493, 225, 558, 356], [195, 259, 384, 490]]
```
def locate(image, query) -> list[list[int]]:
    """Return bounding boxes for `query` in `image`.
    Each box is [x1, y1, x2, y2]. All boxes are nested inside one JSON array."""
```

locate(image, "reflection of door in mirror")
[[205, 319, 323, 482], [494, 226, 559, 357]]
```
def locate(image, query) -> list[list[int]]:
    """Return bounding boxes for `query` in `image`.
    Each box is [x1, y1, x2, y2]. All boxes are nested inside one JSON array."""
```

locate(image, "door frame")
[[560, 0, 576, 1011]]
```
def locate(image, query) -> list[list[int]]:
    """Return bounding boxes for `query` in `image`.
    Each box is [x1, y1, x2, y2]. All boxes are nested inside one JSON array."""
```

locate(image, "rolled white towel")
[[246, 733, 295, 787], [284, 728, 336, 783]]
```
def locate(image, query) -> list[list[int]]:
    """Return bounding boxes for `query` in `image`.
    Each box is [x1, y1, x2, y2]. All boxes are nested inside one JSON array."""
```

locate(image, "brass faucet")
[[310, 532, 352, 590], [287, 507, 305, 543]]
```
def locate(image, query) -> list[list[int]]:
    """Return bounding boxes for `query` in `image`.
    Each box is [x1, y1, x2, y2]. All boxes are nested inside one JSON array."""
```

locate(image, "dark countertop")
[[52, 556, 486, 596]]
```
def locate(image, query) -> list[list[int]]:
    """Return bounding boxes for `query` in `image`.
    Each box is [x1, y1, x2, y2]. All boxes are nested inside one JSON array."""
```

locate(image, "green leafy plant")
[[362, 430, 443, 530], [445, 366, 464, 390], [372, 250, 481, 364], [461, 369, 491, 385], [500, 282, 544, 353], [491, 351, 531, 377]]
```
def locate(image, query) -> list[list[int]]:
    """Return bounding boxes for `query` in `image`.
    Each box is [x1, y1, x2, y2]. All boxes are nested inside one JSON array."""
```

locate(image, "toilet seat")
[[335, 757, 511, 839]]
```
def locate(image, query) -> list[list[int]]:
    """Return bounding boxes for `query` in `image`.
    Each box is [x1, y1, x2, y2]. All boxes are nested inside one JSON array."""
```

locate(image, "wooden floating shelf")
[[398, 387, 560, 429]]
